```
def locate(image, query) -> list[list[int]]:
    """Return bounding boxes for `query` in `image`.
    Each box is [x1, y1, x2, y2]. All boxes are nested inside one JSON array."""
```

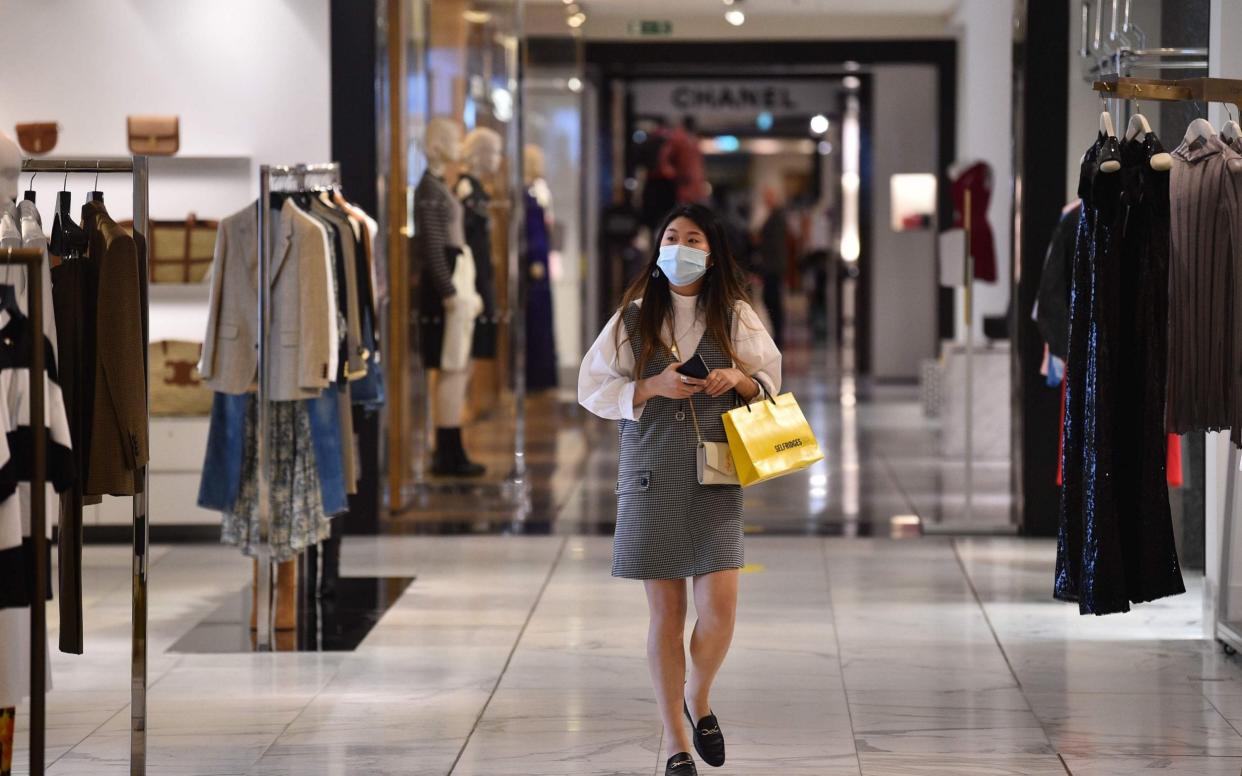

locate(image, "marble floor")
[[8, 533, 1239, 776]]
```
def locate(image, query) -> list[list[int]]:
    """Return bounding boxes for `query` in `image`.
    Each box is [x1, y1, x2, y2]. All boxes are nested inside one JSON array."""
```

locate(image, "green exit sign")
[[628, 19, 673, 36]]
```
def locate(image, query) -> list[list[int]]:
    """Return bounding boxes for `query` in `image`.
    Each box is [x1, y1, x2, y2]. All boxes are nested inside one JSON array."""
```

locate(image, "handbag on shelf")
[[119, 214, 218, 283], [127, 115, 180, 156], [15, 122, 58, 155], [149, 340, 213, 416], [722, 384, 824, 487]]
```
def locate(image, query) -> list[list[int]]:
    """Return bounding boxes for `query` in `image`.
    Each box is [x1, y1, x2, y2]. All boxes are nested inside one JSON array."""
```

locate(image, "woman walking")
[[579, 204, 781, 775]]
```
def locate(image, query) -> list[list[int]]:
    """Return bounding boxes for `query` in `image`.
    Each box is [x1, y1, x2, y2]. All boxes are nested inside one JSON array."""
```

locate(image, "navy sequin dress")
[[1056, 132, 1185, 615]]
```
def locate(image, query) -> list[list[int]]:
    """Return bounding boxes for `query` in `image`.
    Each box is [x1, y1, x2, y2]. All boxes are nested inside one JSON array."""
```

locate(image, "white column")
[[1206, 0, 1242, 638], [951, 0, 1014, 340]]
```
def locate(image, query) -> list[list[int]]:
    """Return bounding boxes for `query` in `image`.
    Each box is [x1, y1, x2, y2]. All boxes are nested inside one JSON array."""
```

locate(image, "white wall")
[[952, 0, 1014, 339], [0, 0, 332, 221], [870, 65, 940, 380]]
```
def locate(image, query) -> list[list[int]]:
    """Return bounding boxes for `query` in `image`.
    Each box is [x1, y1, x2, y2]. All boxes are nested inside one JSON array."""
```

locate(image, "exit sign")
[[628, 19, 673, 36]]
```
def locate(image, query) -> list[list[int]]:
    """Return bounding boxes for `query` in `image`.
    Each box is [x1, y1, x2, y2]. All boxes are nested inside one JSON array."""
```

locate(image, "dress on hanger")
[[1166, 135, 1242, 437], [1057, 132, 1185, 615]]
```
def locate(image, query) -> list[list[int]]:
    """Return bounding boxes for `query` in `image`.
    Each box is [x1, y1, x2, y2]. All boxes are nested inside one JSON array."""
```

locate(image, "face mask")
[[656, 244, 710, 286]]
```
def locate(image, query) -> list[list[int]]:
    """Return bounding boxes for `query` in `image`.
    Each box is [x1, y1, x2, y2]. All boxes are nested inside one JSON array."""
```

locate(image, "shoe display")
[[684, 701, 725, 767]]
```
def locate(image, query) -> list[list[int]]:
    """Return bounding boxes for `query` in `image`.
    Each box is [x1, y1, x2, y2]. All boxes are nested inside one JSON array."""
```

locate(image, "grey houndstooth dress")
[[612, 304, 744, 580]]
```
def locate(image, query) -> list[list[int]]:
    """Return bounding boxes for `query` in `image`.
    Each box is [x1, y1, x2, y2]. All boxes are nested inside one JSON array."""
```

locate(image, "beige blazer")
[[199, 199, 335, 400]]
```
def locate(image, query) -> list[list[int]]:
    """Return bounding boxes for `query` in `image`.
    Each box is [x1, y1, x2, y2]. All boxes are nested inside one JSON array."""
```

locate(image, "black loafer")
[[666, 752, 698, 776], [684, 702, 726, 767]]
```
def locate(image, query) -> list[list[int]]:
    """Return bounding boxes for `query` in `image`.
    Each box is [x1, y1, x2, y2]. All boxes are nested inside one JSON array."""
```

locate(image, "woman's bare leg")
[[645, 578, 693, 757], [685, 569, 739, 720]]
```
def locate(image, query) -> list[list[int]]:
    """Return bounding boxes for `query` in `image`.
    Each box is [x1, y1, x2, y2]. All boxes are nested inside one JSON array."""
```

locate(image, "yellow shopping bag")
[[722, 391, 824, 487]]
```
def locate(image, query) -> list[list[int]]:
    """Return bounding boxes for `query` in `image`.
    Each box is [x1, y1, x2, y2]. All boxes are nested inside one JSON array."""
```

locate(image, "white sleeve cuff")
[[619, 381, 645, 422]]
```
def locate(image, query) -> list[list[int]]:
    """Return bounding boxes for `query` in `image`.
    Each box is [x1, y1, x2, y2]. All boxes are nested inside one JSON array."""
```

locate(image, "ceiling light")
[[818, 140, 833, 155], [462, 10, 491, 23], [567, 11, 587, 28], [810, 114, 829, 134], [722, 0, 736, 4], [725, 9, 745, 25], [567, 76, 583, 92], [843, 75, 861, 90]]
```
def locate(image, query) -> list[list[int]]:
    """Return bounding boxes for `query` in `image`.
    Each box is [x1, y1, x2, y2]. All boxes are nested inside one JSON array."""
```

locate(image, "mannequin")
[[456, 127, 503, 360], [416, 117, 485, 476], [0, 132, 18, 202], [523, 144, 558, 391]]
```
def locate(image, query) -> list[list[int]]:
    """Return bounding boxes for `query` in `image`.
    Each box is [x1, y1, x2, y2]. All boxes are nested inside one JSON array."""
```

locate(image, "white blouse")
[[578, 292, 782, 421]]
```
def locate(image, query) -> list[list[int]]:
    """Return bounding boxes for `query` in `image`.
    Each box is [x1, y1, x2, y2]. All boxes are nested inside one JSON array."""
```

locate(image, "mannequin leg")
[[275, 558, 298, 631], [1, 706, 14, 776], [431, 368, 485, 477]]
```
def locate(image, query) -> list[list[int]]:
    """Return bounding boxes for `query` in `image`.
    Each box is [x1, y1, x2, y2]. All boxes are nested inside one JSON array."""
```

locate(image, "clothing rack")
[[0, 247, 47, 775], [17, 156, 151, 776], [253, 162, 341, 651], [1078, 0, 1208, 80], [1085, 77, 1242, 654]]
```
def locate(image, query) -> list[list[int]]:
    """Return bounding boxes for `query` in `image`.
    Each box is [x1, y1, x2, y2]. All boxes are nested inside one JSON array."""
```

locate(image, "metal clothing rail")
[[1078, 0, 1208, 81], [253, 162, 341, 651], [19, 156, 151, 776], [0, 248, 46, 775]]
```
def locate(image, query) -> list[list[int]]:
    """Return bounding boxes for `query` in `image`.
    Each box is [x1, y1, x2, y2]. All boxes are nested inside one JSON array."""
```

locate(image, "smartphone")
[[675, 353, 710, 380]]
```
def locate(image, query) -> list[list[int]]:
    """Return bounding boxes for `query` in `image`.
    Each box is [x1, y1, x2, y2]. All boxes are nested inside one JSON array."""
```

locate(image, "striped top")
[[1166, 135, 1242, 438], [0, 309, 74, 610]]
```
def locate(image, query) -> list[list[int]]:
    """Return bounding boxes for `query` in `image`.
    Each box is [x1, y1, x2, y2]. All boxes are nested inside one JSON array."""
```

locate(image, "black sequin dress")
[[1056, 133, 1185, 615]]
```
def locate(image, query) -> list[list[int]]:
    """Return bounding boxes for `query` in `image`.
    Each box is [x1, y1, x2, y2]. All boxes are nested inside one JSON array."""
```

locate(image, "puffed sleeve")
[[733, 301, 782, 397], [578, 310, 646, 421]]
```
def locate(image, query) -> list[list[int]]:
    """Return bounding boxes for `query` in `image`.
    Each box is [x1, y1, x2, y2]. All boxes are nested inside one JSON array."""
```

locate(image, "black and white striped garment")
[[0, 309, 74, 610]]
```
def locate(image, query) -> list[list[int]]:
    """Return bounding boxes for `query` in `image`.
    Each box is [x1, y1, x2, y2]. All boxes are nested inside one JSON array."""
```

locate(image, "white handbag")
[[687, 395, 741, 486]]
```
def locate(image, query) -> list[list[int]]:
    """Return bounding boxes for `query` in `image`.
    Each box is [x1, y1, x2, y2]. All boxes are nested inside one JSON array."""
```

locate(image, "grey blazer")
[[199, 199, 335, 400]]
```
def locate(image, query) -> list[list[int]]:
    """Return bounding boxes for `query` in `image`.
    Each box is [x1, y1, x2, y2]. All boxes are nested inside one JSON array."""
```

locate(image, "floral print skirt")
[[221, 398, 331, 563]]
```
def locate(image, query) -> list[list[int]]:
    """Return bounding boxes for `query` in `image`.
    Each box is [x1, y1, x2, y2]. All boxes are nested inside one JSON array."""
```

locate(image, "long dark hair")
[[617, 204, 752, 377]]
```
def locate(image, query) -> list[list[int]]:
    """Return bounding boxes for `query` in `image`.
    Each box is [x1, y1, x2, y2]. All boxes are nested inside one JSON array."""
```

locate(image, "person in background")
[[756, 186, 789, 348]]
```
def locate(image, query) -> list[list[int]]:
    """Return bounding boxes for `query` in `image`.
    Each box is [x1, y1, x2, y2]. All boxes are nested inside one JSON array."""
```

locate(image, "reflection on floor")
[[10, 535, 1236, 775], [169, 576, 414, 654]]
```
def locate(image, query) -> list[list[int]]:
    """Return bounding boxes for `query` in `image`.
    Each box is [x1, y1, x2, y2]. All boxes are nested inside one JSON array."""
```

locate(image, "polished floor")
[[9, 534, 1237, 775], [10, 309, 1228, 774]]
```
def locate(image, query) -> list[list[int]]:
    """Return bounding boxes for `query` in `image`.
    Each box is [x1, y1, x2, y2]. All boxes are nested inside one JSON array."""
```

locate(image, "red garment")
[[657, 126, 708, 204], [949, 161, 997, 283], [1167, 435, 1183, 488]]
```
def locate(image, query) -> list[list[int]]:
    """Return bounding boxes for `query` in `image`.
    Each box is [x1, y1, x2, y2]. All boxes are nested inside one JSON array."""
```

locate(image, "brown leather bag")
[[15, 122, 58, 154], [149, 340, 213, 416], [127, 115, 180, 156], [119, 213, 218, 283]]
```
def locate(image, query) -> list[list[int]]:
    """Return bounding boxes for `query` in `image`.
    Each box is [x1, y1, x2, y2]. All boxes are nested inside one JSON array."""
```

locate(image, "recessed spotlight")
[[810, 114, 829, 134], [567, 76, 583, 92], [843, 75, 862, 90], [725, 9, 745, 25], [567, 11, 587, 28]]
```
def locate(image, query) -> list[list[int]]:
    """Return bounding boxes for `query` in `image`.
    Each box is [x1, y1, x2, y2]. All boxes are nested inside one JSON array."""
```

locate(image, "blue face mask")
[[656, 244, 710, 286]]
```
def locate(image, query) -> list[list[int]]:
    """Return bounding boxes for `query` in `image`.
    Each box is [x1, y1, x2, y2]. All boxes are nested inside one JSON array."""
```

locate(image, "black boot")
[[431, 428, 486, 477]]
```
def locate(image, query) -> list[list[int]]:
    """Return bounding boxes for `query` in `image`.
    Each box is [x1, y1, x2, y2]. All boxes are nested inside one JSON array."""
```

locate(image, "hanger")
[[1124, 105, 1150, 141], [86, 161, 104, 203], [1184, 101, 1216, 146], [50, 165, 88, 260], [1222, 104, 1242, 146], [23, 171, 37, 204]]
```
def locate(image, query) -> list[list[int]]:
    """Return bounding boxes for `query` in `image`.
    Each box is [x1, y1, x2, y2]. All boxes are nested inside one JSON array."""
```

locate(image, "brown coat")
[[82, 200, 148, 496]]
